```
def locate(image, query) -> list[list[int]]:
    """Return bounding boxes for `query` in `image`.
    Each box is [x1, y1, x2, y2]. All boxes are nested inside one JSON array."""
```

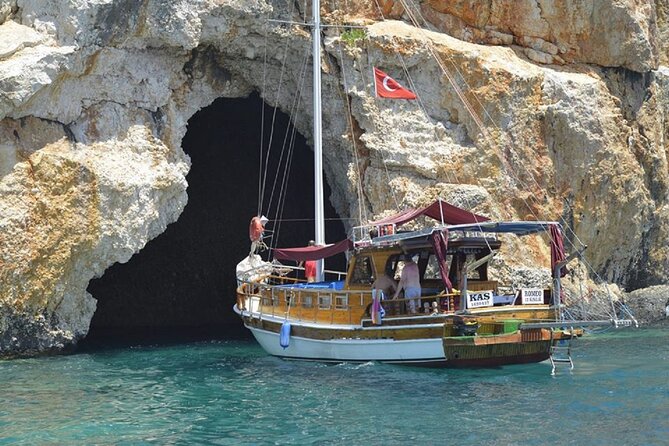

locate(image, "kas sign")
[[467, 290, 494, 309], [521, 288, 544, 305]]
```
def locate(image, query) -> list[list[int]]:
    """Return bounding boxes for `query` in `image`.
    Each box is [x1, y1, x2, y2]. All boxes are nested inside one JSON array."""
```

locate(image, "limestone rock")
[[626, 285, 669, 324], [0, 0, 16, 24], [0, 39, 74, 120], [0, 1, 668, 355], [422, 0, 660, 72]]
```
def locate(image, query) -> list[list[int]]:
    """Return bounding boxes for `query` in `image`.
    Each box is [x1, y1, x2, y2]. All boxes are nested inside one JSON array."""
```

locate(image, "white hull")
[[246, 325, 447, 364]]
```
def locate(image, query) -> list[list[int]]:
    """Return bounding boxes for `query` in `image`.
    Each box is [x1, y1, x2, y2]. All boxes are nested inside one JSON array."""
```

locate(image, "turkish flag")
[[374, 67, 417, 99]]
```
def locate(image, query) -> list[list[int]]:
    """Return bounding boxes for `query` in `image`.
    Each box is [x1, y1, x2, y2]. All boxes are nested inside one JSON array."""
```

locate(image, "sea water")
[[1, 329, 667, 445]]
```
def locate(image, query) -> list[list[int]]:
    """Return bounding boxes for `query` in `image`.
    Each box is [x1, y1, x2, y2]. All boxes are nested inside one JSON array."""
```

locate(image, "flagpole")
[[372, 66, 377, 97], [312, 0, 325, 281]]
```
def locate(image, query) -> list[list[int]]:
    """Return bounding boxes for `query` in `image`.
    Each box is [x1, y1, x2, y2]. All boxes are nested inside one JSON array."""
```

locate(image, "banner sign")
[[467, 290, 494, 309], [521, 288, 544, 305]]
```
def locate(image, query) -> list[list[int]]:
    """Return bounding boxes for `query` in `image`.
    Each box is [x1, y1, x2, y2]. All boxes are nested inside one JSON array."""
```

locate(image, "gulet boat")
[[233, 0, 635, 370], [234, 199, 626, 368]]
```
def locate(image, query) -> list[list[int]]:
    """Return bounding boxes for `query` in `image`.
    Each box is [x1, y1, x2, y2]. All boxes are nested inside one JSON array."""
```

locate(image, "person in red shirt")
[[249, 215, 268, 255], [303, 240, 317, 282]]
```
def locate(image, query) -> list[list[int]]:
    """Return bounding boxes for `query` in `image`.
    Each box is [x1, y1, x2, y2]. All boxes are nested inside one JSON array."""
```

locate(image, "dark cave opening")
[[83, 93, 347, 345]]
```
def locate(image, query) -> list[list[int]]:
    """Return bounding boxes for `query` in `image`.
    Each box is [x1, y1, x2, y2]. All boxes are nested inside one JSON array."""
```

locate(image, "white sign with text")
[[521, 288, 544, 304], [467, 290, 494, 309]]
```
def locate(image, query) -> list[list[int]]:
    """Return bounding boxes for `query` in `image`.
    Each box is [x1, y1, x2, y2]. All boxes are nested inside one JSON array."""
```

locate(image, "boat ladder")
[[549, 338, 574, 375]]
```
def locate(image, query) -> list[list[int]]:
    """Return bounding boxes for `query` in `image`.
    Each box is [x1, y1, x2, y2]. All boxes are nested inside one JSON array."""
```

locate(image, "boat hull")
[[247, 325, 448, 365], [240, 308, 554, 368]]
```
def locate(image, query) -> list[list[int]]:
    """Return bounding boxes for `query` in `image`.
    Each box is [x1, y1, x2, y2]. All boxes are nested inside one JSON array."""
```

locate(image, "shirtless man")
[[372, 273, 397, 300], [394, 255, 421, 314]]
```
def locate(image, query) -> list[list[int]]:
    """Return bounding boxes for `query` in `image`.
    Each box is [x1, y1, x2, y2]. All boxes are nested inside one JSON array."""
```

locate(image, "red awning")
[[371, 199, 489, 227], [273, 239, 353, 262]]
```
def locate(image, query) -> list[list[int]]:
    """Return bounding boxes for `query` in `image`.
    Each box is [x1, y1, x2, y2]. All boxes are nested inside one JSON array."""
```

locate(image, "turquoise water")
[[1, 329, 668, 445]]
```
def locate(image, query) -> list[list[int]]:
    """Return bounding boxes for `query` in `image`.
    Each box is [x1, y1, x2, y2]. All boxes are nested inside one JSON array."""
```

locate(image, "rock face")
[[0, 1, 668, 355], [626, 285, 669, 324]]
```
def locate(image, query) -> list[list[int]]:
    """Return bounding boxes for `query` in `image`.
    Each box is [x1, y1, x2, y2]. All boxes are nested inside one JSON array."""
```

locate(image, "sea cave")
[[84, 93, 347, 344]]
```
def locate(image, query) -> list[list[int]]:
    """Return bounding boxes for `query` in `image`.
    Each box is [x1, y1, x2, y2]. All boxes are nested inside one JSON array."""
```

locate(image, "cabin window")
[[391, 254, 418, 281], [334, 294, 348, 310], [302, 295, 313, 308], [465, 254, 484, 280], [385, 255, 401, 278], [350, 256, 374, 284], [318, 294, 331, 309], [424, 254, 451, 280]]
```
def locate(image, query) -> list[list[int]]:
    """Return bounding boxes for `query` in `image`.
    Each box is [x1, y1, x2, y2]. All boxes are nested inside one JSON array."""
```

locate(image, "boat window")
[[390, 254, 418, 281], [350, 256, 373, 284], [385, 254, 401, 278], [302, 295, 313, 308], [334, 294, 348, 310], [466, 254, 482, 280], [424, 254, 451, 280], [318, 294, 331, 309]]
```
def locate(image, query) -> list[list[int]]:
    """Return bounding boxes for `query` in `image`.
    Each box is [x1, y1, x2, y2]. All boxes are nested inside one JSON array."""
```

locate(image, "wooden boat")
[[234, 1, 635, 369], [234, 200, 609, 367]]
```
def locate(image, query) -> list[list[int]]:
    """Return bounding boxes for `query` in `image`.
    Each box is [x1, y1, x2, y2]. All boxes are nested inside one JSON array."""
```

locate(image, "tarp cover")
[[273, 239, 353, 262], [549, 224, 568, 278], [371, 199, 489, 227]]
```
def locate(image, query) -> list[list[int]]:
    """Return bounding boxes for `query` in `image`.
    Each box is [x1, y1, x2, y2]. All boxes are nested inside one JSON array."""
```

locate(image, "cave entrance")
[[84, 93, 347, 344]]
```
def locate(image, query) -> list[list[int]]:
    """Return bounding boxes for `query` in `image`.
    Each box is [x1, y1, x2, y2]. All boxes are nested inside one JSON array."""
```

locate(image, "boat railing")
[[237, 271, 564, 325], [237, 274, 468, 323], [238, 263, 346, 284]]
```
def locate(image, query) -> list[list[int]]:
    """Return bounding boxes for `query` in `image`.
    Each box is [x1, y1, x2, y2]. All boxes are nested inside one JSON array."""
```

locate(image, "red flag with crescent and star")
[[373, 67, 417, 99]]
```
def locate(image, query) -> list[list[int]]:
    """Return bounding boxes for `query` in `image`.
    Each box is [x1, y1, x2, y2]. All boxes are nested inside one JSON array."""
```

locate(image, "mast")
[[312, 0, 325, 281]]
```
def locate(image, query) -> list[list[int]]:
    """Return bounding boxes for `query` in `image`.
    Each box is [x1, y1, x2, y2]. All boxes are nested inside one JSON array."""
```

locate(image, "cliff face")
[[0, 0, 667, 355]]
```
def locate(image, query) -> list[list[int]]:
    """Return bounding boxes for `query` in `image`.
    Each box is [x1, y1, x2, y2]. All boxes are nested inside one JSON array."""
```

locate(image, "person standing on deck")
[[394, 255, 421, 314], [373, 272, 398, 314], [373, 273, 397, 300], [249, 215, 269, 255], [303, 240, 318, 283]]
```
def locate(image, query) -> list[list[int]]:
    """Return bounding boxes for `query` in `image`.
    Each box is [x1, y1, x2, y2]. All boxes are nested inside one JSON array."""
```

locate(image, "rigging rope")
[[258, 0, 299, 217], [329, 0, 369, 226], [365, 0, 494, 254], [258, 19, 270, 217], [271, 47, 311, 251], [389, 0, 622, 319]]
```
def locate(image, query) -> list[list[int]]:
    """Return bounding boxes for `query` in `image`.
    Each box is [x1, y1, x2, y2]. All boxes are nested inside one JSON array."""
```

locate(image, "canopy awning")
[[370, 199, 489, 227], [273, 239, 353, 262]]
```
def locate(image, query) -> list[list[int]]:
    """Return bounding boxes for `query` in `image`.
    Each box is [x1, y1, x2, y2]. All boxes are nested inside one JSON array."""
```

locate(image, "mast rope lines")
[[370, 0, 628, 323]]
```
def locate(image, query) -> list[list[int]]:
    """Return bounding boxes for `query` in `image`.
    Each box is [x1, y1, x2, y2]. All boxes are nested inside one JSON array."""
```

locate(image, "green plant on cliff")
[[341, 28, 366, 45]]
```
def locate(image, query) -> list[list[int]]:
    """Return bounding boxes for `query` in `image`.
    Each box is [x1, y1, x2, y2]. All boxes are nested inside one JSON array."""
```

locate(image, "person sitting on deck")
[[393, 255, 421, 314]]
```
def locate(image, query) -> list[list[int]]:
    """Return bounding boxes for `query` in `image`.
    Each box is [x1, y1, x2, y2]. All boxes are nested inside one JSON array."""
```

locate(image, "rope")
[[396, 1, 614, 280], [258, 19, 270, 217], [329, 0, 368, 225], [270, 38, 312, 252], [366, 0, 494, 254], [259, 1, 299, 216], [389, 0, 621, 319]]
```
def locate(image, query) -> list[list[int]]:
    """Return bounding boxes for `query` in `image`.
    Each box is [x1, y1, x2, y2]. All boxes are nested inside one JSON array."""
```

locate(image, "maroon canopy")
[[429, 229, 453, 292], [371, 199, 489, 227], [550, 224, 568, 278], [273, 239, 353, 262]]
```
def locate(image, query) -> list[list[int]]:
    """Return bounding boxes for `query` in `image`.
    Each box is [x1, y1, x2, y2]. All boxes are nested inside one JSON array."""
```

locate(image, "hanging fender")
[[279, 321, 291, 349]]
